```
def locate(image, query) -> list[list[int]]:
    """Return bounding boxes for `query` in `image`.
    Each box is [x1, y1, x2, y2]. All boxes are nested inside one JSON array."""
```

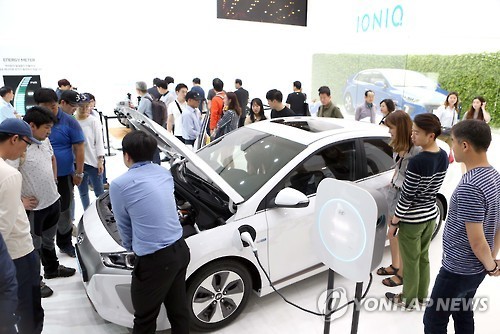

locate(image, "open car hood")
[[125, 108, 244, 205]]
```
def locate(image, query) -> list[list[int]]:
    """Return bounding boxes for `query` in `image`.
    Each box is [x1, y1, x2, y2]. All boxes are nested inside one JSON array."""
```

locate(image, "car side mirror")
[[274, 187, 309, 208]]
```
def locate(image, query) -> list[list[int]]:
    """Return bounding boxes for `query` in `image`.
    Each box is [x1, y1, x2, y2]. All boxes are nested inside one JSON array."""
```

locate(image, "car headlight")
[[101, 252, 136, 270]]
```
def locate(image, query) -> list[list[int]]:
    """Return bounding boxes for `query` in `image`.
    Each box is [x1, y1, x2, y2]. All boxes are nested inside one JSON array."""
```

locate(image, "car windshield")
[[383, 70, 437, 89], [194, 127, 306, 200]]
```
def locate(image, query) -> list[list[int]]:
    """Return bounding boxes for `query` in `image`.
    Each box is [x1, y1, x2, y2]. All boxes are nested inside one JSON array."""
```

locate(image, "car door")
[[357, 137, 394, 203], [265, 140, 360, 283]]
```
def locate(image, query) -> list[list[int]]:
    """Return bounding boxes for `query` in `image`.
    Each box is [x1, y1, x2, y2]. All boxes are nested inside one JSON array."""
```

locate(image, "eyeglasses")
[[21, 137, 32, 146]]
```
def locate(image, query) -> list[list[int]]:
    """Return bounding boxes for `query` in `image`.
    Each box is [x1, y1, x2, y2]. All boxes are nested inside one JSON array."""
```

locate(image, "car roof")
[[245, 117, 389, 146], [360, 68, 419, 75]]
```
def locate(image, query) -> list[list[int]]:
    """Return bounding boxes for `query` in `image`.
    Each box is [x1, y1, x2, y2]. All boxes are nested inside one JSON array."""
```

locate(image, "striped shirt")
[[442, 167, 500, 275], [395, 149, 448, 223]]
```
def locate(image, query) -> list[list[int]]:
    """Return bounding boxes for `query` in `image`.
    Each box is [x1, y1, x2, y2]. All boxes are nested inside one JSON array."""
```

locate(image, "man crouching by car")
[[109, 131, 190, 334]]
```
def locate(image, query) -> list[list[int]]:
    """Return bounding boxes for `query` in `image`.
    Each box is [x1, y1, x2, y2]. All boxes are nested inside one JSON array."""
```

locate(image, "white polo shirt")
[[8, 139, 60, 211]]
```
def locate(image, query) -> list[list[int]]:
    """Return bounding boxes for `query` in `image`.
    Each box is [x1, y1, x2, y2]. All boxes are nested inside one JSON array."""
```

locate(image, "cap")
[[136, 81, 147, 91], [0, 118, 42, 145], [81, 93, 94, 102], [186, 90, 202, 101], [60, 90, 86, 106]]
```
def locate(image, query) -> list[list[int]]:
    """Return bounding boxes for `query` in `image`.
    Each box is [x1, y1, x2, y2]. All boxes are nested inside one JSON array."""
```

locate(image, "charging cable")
[[240, 232, 373, 317]]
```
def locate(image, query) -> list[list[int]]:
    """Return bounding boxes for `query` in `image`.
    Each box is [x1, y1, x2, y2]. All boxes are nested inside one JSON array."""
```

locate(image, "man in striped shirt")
[[424, 120, 500, 333], [386, 114, 449, 309]]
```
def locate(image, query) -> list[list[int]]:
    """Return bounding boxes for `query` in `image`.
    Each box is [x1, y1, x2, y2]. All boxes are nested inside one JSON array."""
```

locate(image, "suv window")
[[363, 138, 393, 176], [282, 140, 357, 196]]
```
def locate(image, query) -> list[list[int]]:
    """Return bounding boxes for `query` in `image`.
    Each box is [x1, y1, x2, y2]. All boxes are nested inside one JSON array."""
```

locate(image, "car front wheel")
[[186, 260, 252, 332]]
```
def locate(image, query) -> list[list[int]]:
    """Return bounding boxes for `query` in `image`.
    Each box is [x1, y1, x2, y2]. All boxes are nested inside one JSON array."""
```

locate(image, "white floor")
[[41, 119, 500, 334]]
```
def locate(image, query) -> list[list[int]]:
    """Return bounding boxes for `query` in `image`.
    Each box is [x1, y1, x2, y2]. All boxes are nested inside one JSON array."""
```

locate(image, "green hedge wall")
[[312, 52, 500, 126]]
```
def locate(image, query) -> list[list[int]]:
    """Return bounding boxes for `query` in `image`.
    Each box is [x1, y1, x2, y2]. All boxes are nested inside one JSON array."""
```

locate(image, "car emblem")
[[77, 233, 85, 245]]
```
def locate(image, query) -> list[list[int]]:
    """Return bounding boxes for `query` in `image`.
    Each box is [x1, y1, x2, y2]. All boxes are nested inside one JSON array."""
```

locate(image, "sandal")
[[376, 264, 399, 276], [382, 274, 403, 287], [385, 292, 415, 311]]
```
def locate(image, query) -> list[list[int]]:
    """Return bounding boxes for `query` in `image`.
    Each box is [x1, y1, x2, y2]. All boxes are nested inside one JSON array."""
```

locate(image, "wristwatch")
[[75, 172, 84, 178]]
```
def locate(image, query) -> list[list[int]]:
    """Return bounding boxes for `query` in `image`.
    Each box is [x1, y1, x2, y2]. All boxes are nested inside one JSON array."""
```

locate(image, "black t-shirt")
[[271, 106, 296, 119], [286, 92, 307, 116]]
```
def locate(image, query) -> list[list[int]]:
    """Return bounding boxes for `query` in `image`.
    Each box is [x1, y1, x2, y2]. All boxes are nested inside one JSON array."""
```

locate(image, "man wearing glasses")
[[0, 118, 44, 334]]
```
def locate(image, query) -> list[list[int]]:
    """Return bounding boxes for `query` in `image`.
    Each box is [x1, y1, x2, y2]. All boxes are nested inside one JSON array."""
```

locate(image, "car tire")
[[186, 260, 252, 332], [432, 198, 445, 241], [344, 93, 354, 114]]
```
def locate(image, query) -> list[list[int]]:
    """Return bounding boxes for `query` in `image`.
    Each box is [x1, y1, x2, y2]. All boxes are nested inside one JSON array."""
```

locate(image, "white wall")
[[0, 0, 498, 113]]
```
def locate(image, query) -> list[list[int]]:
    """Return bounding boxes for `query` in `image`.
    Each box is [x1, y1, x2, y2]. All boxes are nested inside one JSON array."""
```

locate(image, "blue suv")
[[343, 69, 448, 118]]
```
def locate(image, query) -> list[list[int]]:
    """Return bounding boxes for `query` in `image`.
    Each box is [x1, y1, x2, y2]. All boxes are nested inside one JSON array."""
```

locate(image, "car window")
[[368, 72, 385, 84], [355, 72, 371, 84], [282, 140, 357, 196], [194, 127, 306, 200], [363, 138, 394, 176]]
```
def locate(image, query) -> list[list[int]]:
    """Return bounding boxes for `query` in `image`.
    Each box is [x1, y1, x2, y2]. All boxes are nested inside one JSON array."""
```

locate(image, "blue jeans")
[[78, 164, 104, 210], [424, 267, 486, 334]]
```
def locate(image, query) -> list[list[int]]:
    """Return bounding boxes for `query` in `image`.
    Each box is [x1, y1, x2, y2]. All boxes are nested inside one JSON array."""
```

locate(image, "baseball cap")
[[186, 90, 202, 101], [0, 118, 42, 145], [60, 90, 86, 106]]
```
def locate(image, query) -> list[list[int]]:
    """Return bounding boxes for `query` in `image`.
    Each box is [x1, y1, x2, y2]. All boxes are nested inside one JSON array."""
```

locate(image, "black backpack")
[[143, 96, 167, 126]]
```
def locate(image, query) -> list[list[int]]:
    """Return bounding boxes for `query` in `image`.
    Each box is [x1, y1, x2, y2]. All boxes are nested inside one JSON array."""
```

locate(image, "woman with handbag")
[[212, 92, 242, 140], [376, 110, 421, 287], [433, 91, 459, 147]]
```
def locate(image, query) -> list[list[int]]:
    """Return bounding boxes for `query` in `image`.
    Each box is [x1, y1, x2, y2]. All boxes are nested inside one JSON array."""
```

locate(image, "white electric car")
[[76, 111, 456, 331]]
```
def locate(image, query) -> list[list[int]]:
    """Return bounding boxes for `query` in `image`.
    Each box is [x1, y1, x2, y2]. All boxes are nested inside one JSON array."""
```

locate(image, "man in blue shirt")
[[0, 86, 18, 122], [34, 88, 85, 258], [182, 91, 202, 146], [109, 131, 190, 334], [424, 120, 500, 333]]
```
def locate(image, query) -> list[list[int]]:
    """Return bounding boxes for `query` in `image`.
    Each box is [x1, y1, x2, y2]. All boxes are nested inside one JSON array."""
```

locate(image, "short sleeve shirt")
[[167, 100, 187, 137], [14, 140, 60, 210], [442, 167, 500, 274], [49, 109, 85, 176]]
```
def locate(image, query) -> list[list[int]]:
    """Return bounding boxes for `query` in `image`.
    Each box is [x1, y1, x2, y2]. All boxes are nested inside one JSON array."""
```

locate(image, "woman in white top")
[[433, 91, 459, 146], [75, 99, 105, 209], [462, 96, 491, 123]]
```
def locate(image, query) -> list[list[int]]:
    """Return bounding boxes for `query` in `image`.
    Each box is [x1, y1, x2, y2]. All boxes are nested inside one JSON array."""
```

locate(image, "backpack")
[[143, 96, 167, 126]]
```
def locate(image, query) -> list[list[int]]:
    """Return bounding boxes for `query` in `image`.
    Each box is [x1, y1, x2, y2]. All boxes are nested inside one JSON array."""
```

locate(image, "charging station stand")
[[313, 179, 387, 334]]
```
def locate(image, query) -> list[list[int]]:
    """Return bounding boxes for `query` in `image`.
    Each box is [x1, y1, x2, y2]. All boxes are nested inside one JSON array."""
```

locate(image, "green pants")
[[398, 219, 435, 305]]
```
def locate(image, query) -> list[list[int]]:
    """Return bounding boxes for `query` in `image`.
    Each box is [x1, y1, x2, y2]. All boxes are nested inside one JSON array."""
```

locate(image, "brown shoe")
[[382, 274, 403, 287]]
